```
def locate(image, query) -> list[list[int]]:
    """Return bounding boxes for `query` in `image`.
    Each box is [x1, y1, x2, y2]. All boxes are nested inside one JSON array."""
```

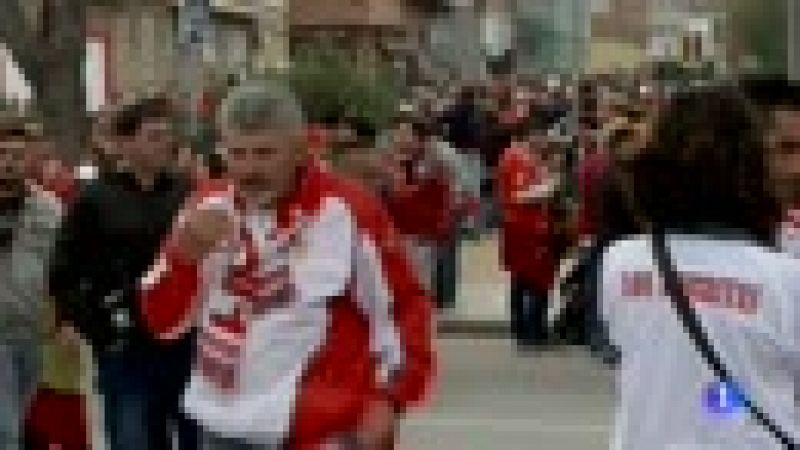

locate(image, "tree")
[[729, 0, 788, 74], [286, 43, 401, 139], [0, 0, 87, 162], [515, 15, 557, 72]]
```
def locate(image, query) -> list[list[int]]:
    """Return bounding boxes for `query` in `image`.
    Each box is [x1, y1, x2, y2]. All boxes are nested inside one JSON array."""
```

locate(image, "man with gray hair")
[[138, 81, 435, 449]]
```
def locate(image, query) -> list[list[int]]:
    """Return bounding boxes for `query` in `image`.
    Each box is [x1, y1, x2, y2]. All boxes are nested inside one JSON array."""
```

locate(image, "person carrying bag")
[[597, 85, 800, 449]]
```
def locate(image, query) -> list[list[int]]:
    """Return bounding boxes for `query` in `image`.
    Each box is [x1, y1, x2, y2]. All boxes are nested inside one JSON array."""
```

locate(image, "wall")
[[290, 0, 370, 27], [2, 1, 275, 114], [515, 0, 590, 73], [290, 0, 415, 27], [590, 0, 648, 45], [90, 4, 257, 104], [87, 5, 177, 104]]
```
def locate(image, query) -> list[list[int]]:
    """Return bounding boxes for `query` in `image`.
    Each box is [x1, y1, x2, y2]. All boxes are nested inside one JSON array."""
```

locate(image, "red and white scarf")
[[198, 220, 299, 392]]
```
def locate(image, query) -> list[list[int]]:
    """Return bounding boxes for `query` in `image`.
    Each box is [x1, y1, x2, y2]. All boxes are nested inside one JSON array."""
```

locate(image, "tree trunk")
[[0, 0, 87, 164]]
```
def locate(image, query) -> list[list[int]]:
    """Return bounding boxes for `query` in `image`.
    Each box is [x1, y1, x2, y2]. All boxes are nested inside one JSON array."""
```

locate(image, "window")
[[85, 38, 108, 113]]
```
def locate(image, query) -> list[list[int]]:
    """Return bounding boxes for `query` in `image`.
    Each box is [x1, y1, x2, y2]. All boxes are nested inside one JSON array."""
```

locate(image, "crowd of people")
[[2, 69, 800, 450]]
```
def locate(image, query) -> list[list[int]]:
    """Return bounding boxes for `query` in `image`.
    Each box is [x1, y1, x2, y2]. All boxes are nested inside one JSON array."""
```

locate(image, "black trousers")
[[509, 277, 549, 346], [435, 234, 459, 309]]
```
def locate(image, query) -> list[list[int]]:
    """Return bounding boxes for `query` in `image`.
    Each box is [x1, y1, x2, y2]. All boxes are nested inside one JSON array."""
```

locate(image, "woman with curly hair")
[[600, 85, 799, 449]]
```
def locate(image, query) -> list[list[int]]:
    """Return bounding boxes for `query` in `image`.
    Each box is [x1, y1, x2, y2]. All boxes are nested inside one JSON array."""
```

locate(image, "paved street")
[[443, 232, 511, 325], [400, 234, 615, 450], [398, 338, 614, 450]]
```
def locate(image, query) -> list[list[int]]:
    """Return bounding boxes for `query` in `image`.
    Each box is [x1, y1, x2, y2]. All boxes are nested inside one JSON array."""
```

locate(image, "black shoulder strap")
[[650, 231, 796, 449]]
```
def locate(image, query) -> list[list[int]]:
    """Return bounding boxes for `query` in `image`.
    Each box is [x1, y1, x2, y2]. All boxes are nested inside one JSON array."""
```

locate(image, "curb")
[[436, 319, 511, 338]]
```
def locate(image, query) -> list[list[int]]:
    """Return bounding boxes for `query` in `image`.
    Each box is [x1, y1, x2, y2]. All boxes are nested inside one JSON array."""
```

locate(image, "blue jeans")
[[96, 339, 199, 450], [0, 339, 39, 450]]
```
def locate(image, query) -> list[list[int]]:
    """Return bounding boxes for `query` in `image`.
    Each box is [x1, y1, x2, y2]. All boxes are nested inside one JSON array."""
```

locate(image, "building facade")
[[514, 0, 591, 74], [2, 0, 284, 112]]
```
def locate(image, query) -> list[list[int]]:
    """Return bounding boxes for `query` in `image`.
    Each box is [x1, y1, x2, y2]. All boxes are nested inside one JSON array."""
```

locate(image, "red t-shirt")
[[498, 145, 558, 290]]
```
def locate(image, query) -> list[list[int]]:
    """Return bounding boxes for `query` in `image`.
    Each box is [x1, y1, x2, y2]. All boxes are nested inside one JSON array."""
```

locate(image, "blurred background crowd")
[[3, 0, 800, 449]]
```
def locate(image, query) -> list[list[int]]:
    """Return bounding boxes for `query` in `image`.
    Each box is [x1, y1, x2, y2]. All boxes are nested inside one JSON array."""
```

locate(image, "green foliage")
[[286, 43, 401, 136], [515, 15, 557, 63], [730, 0, 788, 74]]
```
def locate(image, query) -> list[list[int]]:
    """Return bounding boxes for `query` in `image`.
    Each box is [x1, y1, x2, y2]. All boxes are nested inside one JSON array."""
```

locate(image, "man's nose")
[[234, 158, 259, 178], [241, 152, 263, 170]]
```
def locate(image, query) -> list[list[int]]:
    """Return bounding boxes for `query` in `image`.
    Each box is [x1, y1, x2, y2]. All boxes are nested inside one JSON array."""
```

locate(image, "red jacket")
[[385, 158, 455, 243], [138, 163, 435, 449], [497, 145, 558, 290], [575, 150, 610, 239]]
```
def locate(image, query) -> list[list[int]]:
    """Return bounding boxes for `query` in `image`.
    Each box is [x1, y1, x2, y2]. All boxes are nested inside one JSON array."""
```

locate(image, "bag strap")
[[650, 231, 796, 449]]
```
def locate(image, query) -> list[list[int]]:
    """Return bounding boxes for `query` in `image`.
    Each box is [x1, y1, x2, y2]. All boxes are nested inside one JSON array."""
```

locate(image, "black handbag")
[[550, 242, 596, 344], [651, 231, 797, 449]]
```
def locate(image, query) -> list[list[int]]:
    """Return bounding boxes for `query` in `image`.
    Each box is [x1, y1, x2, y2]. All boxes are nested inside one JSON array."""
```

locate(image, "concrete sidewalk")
[[438, 232, 510, 335]]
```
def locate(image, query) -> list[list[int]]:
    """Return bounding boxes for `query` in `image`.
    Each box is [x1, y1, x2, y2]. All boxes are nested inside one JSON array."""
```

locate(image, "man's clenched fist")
[[173, 206, 233, 263]]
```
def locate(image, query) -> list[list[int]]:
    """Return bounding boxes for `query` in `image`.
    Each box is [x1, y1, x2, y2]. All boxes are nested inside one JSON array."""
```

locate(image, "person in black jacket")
[[49, 97, 198, 450]]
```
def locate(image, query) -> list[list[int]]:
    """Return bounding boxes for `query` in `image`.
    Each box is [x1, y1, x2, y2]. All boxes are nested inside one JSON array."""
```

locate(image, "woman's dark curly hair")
[[629, 84, 780, 244]]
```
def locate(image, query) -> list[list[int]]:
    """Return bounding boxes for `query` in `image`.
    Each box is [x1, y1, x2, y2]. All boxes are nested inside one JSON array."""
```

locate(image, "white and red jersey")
[[602, 233, 800, 449], [138, 162, 435, 448]]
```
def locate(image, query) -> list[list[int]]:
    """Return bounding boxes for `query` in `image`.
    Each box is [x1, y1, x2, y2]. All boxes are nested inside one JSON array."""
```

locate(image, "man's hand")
[[354, 396, 398, 450], [173, 206, 233, 263]]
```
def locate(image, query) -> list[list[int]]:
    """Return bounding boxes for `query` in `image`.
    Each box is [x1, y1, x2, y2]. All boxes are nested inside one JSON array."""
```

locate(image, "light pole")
[[569, 0, 586, 145], [789, 0, 800, 80], [177, 0, 213, 137]]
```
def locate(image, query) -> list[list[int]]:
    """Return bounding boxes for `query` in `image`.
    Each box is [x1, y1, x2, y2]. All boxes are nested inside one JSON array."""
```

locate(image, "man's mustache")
[[237, 178, 271, 191]]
